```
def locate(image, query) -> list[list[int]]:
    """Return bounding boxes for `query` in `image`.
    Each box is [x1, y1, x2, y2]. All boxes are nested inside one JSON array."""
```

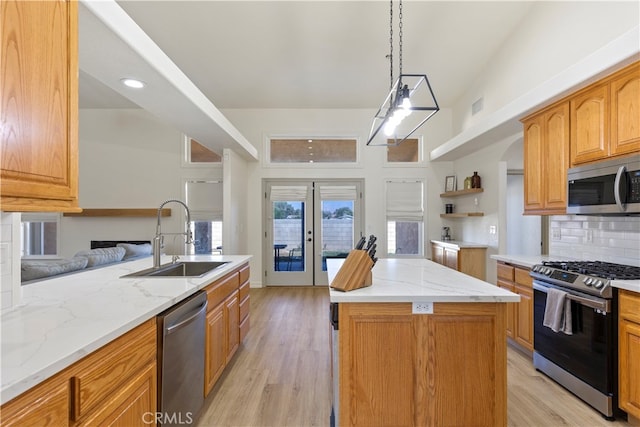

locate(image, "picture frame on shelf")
[[445, 176, 456, 192]]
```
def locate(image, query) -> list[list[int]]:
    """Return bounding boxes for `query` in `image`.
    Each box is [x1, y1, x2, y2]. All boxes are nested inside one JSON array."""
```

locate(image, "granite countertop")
[[0, 254, 251, 405], [490, 254, 639, 293], [430, 240, 488, 249], [327, 258, 520, 304]]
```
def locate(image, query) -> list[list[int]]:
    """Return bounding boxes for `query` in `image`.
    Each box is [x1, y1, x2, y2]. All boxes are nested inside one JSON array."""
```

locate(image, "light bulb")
[[384, 121, 396, 136]]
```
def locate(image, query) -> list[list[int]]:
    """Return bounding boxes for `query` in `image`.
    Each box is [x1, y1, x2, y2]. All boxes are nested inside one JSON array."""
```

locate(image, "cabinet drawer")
[[240, 315, 250, 342], [239, 279, 250, 301], [620, 290, 640, 324], [70, 319, 156, 421], [240, 294, 250, 322], [514, 267, 532, 288], [239, 264, 250, 284], [0, 377, 69, 427], [497, 263, 514, 281], [205, 271, 240, 310]]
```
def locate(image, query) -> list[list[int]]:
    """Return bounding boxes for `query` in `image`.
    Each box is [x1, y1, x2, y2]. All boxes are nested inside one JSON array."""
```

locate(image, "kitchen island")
[[328, 258, 519, 427]]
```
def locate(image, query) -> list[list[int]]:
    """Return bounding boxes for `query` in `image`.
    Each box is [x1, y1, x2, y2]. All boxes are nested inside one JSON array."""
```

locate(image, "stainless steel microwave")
[[567, 156, 640, 215]]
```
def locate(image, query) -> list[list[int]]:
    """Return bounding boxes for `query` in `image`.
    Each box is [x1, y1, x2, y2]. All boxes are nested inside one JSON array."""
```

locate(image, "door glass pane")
[[321, 200, 354, 271], [273, 201, 305, 272]]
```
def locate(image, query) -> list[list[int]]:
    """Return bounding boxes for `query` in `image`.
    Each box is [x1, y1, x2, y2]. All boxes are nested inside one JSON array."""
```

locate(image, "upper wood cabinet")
[[570, 62, 640, 166], [523, 102, 569, 215], [0, 0, 79, 212]]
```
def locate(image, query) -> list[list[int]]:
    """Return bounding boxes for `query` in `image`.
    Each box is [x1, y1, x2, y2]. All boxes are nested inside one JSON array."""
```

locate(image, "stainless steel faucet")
[[153, 199, 193, 268]]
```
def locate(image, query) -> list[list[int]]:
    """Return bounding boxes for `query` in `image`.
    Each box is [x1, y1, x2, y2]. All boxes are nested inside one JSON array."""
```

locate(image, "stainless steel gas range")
[[530, 261, 640, 420]]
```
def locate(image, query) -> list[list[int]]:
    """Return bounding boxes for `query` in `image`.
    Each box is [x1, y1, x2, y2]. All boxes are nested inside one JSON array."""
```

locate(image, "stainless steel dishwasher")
[[157, 291, 208, 426]]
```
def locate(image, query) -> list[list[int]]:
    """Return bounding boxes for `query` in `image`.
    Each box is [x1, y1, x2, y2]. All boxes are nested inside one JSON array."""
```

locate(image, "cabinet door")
[[619, 319, 640, 419], [205, 302, 226, 395], [523, 116, 545, 212], [497, 280, 515, 338], [544, 103, 569, 210], [77, 363, 157, 427], [443, 248, 459, 270], [514, 284, 533, 351], [0, 381, 68, 427], [431, 244, 444, 265], [610, 63, 640, 157], [0, 0, 79, 212], [571, 83, 610, 165], [225, 290, 240, 364]]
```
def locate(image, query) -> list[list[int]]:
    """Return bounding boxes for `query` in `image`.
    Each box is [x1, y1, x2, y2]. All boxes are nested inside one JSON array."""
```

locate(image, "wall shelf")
[[440, 212, 484, 218], [63, 208, 171, 218], [440, 188, 484, 198]]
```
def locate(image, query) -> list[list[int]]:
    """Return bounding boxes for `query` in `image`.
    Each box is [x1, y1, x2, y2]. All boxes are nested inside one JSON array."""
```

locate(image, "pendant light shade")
[[366, 0, 439, 146]]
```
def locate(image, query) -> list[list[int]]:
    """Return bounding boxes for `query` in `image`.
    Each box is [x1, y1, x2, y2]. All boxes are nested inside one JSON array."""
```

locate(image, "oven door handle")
[[532, 282, 610, 312]]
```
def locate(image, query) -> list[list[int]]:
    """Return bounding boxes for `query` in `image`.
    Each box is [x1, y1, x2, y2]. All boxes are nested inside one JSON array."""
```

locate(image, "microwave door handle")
[[614, 165, 627, 211]]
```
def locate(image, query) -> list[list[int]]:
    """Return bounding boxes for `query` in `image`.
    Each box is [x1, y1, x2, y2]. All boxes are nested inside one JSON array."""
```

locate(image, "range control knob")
[[545, 268, 552, 275], [584, 278, 593, 286], [594, 280, 604, 289]]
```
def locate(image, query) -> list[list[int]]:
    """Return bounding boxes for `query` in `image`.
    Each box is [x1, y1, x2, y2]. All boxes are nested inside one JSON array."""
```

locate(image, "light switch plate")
[[412, 302, 433, 314]]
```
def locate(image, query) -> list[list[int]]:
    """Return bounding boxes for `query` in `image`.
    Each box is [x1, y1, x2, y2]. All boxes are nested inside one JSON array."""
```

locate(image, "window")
[[269, 138, 357, 163], [387, 138, 420, 162], [185, 180, 223, 254], [184, 136, 222, 165], [386, 180, 424, 256], [21, 213, 60, 257]]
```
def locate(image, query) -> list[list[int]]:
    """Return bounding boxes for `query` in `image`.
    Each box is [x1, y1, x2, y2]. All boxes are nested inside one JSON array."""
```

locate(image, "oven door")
[[533, 282, 614, 395]]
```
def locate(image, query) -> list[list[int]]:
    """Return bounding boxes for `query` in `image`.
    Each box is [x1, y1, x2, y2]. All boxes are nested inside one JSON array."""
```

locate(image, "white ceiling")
[[78, 1, 535, 155]]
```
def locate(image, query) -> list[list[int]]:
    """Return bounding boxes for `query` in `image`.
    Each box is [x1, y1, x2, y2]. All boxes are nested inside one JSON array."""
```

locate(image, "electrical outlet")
[[412, 302, 433, 314], [489, 225, 497, 235]]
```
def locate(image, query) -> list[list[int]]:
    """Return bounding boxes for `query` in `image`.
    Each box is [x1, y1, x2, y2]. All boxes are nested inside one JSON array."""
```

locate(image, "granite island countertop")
[[0, 254, 251, 405], [328, 258, 519, 304]]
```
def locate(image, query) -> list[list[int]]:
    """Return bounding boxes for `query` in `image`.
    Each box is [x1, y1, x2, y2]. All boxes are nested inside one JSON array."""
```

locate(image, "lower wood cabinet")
[[0, 319, 157, 427], [338, 301, 507, 426], [203, 263, 250, 396], [619, 289, 640, 423], [497, 262, 533, 352], [431, 241, 487, 280]]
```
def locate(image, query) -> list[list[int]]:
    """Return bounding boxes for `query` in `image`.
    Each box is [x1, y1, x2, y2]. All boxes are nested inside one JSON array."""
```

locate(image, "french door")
[[264, 179, 363, 286]]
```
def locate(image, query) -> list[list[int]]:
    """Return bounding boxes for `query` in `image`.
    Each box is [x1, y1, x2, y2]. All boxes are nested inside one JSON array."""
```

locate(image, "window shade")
[[269, 185, 308, 201], [386, 180, 424, 221], [319, 185, 357, 201], [186, 181, 223, 221]]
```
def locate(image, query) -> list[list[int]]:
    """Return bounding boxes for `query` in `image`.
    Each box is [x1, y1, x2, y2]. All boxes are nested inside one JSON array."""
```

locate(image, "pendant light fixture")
[[366, 0, 439, 146]]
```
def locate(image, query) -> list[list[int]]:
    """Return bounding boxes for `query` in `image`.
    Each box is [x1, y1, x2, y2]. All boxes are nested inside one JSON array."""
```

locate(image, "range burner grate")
[[542, 260, 640, 280]]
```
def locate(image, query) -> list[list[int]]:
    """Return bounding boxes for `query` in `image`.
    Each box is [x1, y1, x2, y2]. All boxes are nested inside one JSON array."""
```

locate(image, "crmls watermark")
[[142, 412, 194, 425]]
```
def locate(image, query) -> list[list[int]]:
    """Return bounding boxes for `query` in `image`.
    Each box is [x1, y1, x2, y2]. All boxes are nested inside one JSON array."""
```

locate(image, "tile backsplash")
[[549, 215, 640, 267]]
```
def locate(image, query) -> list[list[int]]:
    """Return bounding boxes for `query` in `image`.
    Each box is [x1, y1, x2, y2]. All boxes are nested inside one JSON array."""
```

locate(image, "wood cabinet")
[[338, 301, 507, 426], [203, 263, 250, 396], [522, 102, 570, 215], [0, 319, 157, 426], [496, 262, 533, 352], [619, 289, 640, 423], [571, 62, 640, 166], [430, 241, 487, 280], [0, 0, 80, 212]]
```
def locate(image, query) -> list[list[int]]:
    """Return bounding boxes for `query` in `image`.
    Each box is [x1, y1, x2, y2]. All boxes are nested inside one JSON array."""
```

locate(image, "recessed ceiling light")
[[121, 78, 146, 89]]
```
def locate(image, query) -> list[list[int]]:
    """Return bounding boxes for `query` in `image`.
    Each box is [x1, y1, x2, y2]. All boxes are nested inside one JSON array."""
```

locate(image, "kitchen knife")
[[364, 235, 377, 251], [355, 236, 366, 250], [367, 244, 377, 258]]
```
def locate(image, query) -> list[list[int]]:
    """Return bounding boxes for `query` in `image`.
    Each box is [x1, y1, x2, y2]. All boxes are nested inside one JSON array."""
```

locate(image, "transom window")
[[184, 136, 222, 164], [387, 138, 420, 162], [269, 138, 357, 163]]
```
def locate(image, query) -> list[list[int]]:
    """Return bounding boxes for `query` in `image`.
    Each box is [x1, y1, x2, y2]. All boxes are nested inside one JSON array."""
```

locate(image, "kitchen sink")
[[122, 261, 229, 278]]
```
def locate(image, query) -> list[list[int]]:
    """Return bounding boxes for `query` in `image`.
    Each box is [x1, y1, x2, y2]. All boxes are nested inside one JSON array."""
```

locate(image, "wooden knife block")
[[330, 250, 374, 292]]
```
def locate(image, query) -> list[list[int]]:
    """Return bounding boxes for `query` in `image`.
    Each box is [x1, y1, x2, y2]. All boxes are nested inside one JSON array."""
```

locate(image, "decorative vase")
[[471, 172, 481, 189], [464, 177, 472, 190]]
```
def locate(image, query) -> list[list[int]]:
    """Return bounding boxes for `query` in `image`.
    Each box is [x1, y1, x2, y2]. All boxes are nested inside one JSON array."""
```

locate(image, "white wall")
[[451, 1, 639, 134], [61, 108, 223, 258], [222, 107, 454, 286], [223, 148, 249, 255]]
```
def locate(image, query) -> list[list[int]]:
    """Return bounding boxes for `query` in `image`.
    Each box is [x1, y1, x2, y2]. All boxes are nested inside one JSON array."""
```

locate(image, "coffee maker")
[[441, 227, 452, 241]]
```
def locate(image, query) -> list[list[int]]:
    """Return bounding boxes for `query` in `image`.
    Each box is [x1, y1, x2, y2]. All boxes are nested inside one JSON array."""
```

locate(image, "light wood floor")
[[196, 287, 632, 427]]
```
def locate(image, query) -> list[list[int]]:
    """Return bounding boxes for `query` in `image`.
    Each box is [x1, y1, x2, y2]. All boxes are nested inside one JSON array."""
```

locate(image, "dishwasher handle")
[[165, 301, 207, 335]]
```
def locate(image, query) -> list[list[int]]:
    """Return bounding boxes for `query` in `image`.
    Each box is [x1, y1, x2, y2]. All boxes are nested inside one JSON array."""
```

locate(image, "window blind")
[[186, 180, 223, 221], [318, 185, 357, 201], [269, 185, 308, 201], [386, 180, 424, 221]]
